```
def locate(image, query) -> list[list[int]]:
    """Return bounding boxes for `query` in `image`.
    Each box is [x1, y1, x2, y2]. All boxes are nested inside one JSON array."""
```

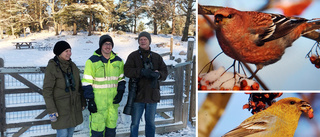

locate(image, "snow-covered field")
[[0, 31, 194, 67], [0, 31, 196, 137]]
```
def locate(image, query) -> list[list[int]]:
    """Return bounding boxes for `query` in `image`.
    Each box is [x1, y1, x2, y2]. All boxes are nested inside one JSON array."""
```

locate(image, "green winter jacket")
[[43, 56, 86, 129], [82, 49, 125, 130]]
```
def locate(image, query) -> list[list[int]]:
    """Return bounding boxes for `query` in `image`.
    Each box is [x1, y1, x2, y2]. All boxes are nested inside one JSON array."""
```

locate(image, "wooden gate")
[[0, 58, 195, 137]]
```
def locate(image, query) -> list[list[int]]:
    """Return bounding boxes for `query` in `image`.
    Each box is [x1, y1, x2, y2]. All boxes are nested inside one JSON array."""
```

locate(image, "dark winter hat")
[[99, 34, 114, 49], [53, 41, 71, 56], [138, 31, 151, 44]]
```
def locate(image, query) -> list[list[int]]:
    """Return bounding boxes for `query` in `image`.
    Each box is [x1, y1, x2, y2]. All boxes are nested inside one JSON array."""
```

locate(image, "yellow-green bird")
[[223, 97, 314, 137]]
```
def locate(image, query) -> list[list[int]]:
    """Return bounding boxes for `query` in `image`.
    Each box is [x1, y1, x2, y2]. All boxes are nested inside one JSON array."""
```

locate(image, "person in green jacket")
[[82, 34, 126, 137], [43, 41, 86, 137]]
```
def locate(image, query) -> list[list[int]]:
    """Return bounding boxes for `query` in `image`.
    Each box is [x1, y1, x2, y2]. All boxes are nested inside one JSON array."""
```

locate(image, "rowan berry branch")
[[198, 4, 269, 90]]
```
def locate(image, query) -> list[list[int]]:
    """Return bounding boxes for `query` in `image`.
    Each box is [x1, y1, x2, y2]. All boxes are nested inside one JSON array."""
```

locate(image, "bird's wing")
[[250, 13, 308, 46], [222, 113, 277, 137]]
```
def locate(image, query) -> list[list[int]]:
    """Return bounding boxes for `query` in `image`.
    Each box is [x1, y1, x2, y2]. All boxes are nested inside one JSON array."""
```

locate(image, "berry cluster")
[[243, 93, 283, 114], [309, 54, 320, 68], [232, 79, 259, 90]]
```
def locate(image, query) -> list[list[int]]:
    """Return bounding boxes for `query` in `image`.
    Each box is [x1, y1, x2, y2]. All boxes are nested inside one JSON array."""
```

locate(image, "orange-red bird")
[[214, 7, 320, 76]]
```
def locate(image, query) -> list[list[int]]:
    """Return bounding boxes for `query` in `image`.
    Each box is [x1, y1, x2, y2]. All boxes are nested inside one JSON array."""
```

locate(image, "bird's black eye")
[[227, 14, 233, 18], [290, 101, 295, 105]]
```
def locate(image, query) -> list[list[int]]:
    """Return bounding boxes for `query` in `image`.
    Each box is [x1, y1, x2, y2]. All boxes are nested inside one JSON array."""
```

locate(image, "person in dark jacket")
[[43, 41, 86, 137], [124, 32, 168, 137]]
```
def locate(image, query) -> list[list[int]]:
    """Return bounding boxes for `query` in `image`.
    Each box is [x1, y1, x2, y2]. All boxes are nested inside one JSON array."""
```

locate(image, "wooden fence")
[[0, 58, 195, 137]]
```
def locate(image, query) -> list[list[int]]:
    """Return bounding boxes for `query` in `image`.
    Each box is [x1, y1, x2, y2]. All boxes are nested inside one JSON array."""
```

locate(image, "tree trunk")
[[133, 1, 137, 34], [73, 22, 77, 35], [39, 1, 43, 30], [134, 15, 137, 34], [88, 12, 92, 36], [54, 21, 59, 35], [0, 26, 3, 39], [171, 0, 176, 35], [93, 17, 96, 31], [11, 25, 14, 36], [181, 0, 192, 41], [153, 18, 157, 35], [23, 23, 26, 37]]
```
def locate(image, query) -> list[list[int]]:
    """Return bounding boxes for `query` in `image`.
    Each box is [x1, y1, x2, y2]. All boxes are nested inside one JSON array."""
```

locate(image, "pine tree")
[[111, 0, 130, 32], [180, 0, 195, 41], [147, 0, 172, 35], [128, 0, 148, 33]]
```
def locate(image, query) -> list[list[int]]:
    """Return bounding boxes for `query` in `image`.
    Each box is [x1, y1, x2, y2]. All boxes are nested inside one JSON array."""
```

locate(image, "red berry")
[[251, 82, 259, 90], [198, 77, 202, 82], [200, 85, 207, 90], [315, 59, 320, 65], [308, 109, 314, 119], [310, 55, 317, 64], [242, 86, 252, 90], [250, 101, 256, 106], [205, 80, 210, 85], [243, 104, 250, 109], [233, 86, 240, 90], [257, 101, 266, 108], [240, 80, 248, 88]]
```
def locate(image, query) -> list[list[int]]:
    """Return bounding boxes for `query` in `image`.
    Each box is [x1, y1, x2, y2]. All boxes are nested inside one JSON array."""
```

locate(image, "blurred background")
[[198, 0, 320, 90]]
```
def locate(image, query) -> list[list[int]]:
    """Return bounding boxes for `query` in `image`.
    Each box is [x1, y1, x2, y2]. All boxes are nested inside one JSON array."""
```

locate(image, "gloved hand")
[[150, 72, 160, 89], [49, 112, 59, 122], [113, 90, 125, 104], [87, 99, 97, 113], [140, 68, 153, 78], [150, 72, 160, 79]]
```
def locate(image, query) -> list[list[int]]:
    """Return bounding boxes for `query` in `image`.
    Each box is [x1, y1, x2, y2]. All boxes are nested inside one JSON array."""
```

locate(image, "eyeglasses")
[[103, 43, 112, 46]]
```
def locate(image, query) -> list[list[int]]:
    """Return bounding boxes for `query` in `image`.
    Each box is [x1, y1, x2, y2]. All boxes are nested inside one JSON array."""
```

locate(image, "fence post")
[[184, 37, 194, 102], [0, 58, 5, 137], [189, 56, 196, 127], [173, 66, 183, 123]]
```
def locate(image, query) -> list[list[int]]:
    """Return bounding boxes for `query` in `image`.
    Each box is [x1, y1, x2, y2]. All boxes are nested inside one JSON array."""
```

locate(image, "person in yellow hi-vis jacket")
[[82, 34, 126, 137]]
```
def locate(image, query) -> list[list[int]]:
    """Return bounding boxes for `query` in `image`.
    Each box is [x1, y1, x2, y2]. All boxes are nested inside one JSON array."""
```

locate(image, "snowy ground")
[[0, 31, 196, 137], [0, 31, 194, 67]]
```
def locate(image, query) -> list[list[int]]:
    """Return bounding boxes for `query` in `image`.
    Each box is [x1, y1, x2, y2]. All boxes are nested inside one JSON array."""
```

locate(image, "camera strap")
[[138, 49, 152, 63]]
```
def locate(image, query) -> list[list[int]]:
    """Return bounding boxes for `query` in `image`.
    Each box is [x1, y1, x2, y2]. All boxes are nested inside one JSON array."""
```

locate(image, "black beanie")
[[99, 34, 114, 49], [53, 41, 71, 56], [138, 31, 151, 43]]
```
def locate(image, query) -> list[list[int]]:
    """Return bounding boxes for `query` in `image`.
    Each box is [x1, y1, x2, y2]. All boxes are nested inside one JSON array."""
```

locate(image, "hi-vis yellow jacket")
[[82, 49, 125, 130]]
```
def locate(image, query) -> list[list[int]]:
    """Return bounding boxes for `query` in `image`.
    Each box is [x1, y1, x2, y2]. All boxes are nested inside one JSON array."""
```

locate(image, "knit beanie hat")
[[53, 41, 71, 56], [138, 31, 151, 44], [99, 34, 114, 49]]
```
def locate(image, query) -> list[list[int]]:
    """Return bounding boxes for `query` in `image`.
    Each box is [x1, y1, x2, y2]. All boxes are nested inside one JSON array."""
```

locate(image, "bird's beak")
[[300, 101, 314, 119]]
